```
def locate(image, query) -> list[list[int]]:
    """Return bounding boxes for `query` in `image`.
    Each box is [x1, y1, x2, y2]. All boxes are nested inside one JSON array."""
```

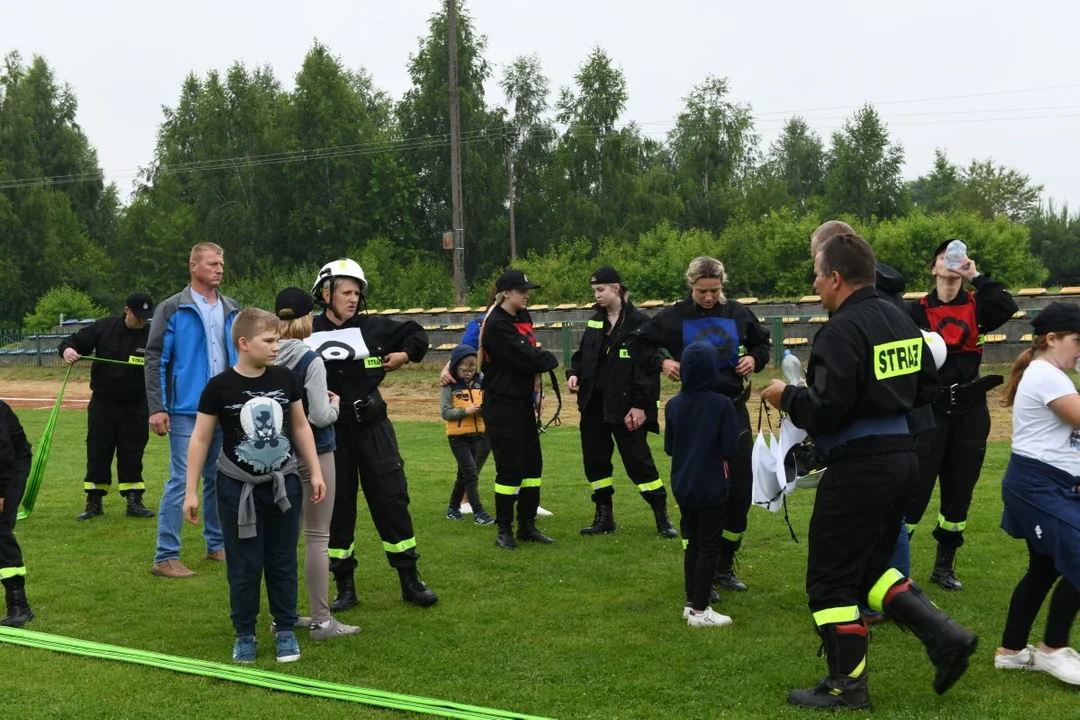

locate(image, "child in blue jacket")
[[665, 341, 741, 627]]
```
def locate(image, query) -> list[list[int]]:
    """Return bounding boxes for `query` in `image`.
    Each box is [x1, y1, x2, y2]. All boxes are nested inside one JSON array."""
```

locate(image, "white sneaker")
[[686, 607, 732, 628], [994, 646, 1037, 670], [310, 616, 363, 642], [1034, 646, 1080, 685], [459, 502, 474, 515], [536, 506, 553, 517]]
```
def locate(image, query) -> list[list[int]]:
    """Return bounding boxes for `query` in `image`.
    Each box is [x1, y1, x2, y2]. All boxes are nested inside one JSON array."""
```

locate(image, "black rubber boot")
[[929, 543, 963, 591], [580, 502, 616, 536], [517, 518, 555, 544], [651, 502, 678, 539], [77, 491, 104, 522], [398, 567, 438, 607], [883, 579, 978, 695], [714, 549, 748, 592], [0, 584, 34, 628], [788, 622, 872, 711], [329, 572, 358, 613], [495, 524, 517, 550], [125, 491, 155, 518]]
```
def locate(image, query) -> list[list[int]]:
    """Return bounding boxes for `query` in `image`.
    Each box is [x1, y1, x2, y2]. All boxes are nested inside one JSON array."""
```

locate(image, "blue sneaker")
[[275, 631, 301, 663], [446, 506, 463, 521], [473, 509, 494, 525], [232, 634, 257, 663]]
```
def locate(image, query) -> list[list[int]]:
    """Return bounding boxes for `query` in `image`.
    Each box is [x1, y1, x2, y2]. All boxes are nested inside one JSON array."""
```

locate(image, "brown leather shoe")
[[151, 559, 196, 578], [205, 549, 226, 563]]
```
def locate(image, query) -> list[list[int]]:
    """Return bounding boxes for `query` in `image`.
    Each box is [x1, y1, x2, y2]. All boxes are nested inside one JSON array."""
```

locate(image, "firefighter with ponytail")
[[309, 259, 438, 608], [480, 270, 560, 550], [905, 240, 1018, 590]]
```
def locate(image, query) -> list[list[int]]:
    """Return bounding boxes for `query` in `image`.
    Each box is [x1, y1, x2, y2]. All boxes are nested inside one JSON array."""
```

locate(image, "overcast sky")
[[4, 0, 1078, 208]]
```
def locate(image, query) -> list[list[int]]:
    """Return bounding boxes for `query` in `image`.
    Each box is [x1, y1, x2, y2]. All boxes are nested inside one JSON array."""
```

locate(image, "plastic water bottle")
[[943, 239, 968, 271], [782, 349, 804, 386]]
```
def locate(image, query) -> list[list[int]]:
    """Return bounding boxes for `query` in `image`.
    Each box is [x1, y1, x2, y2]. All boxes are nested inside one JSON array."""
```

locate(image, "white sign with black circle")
[[305, 327, 371, 362]]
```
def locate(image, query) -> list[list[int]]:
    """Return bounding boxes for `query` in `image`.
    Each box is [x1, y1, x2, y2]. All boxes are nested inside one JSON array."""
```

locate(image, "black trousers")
[[329, 417, 418, 574], [721, 402, 754, 553], [680, 503, 726, 611], [448, 434, 490, 512], [579, 394, 664, 504], [906, 402, 990, 548], [484, 394, 543, 527], [216, 473, 302, 636], [84, 395, 150, 496], [1002, 540, 1080, 651], [0, 454, 30, 591], [807, 443, 916, 616]]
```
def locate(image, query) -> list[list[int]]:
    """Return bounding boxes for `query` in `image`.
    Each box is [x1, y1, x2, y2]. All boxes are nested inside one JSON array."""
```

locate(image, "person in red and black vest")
[[479, 270, 560, 550], [905, 239, 1018, 590]]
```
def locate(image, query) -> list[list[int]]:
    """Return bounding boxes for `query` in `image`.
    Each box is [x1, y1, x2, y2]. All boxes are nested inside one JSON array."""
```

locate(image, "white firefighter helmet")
[[921, 329, 947, 371], [312, 258, 367, 304]]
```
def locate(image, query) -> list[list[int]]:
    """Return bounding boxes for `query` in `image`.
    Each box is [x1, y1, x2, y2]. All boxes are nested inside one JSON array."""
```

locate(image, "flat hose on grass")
[[0, 627, 553, 720]]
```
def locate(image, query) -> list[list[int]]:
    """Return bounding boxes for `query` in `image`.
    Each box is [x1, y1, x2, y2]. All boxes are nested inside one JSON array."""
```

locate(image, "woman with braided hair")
[[479, 270, 560, 550]]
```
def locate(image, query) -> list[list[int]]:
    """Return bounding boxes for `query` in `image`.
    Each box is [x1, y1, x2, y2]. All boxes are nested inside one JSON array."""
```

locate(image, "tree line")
[[1, 3, 1074, 329]]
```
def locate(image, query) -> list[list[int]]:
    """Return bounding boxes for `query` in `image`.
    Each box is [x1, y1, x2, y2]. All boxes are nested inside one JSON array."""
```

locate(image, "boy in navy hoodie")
[[665, 341, 741, 627]]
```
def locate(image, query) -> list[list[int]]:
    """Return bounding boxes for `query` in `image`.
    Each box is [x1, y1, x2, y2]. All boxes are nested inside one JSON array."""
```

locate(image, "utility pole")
[[505, 129, 517, 262], [447, 0, 466, 305]]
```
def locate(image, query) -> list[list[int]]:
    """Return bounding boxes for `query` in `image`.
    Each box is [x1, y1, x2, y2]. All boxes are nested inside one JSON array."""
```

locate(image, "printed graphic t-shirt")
[[198, 367, 303, 475], [1011, 359, 1080, 477]]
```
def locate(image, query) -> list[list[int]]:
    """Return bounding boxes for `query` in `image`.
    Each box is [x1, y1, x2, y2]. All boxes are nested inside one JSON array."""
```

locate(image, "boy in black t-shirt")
[[183, 308, 326, 664]]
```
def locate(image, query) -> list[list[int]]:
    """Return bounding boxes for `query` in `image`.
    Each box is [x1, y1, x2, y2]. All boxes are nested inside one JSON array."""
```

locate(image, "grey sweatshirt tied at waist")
[[217, 453, 298, 539]]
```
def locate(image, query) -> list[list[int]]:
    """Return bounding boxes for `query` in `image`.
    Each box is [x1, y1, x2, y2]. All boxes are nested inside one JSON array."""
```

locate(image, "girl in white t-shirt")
[[995, 302, 1080, 685]]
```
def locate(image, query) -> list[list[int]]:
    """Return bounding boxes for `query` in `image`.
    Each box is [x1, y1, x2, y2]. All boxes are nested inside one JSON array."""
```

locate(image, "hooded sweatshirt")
[[274, 338, 338, 453], [664, 341, 741, 508], [441, 344, 485, 436]]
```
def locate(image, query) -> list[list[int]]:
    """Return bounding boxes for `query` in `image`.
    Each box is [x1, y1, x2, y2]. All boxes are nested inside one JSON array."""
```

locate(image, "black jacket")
[[311, 312, 428, 413], [57, 315, 150, 405], [631, 296, 771, 401], [782, 287, 939, 437], [906, 274, 1017, 414], [480, 306, 558, 399], [664, 342, 740, 508], [0, 400, 32, 493], [567, 302, 659, 432]]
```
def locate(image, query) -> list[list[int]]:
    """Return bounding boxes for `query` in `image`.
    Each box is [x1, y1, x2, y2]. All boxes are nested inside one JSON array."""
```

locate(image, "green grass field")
[[0, 406, 1071, 719]]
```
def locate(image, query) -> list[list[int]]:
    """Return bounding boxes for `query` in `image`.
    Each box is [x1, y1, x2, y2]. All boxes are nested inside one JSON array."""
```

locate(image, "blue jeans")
[[154, 414, 224, 563], [216, 472, 302, 635]]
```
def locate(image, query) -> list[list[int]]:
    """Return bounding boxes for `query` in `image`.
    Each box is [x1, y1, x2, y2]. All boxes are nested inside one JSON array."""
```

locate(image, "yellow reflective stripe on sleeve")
[[938, 514, 966, 532], [722, 529, 743, 543], [494, 483, 520, 496], [867, 568, 905, 612], [591, 477, 613, 491], [326, 543, 355, 560], [587, 320, 604, 329], [117, 482, 145, 492], [382, 537, 417, 554], [636, 479, 663, 492], [83, 482, 110, 492], [619, 349, 630, 359], [0, 566, 27, 579], [521, 478, 542, 488], [812, 606, 860, 627], [873, 338, 923, 380]]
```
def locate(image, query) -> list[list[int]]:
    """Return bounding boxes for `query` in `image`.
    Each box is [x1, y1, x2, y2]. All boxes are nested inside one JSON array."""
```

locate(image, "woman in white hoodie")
[[274, 287, 361, 641]]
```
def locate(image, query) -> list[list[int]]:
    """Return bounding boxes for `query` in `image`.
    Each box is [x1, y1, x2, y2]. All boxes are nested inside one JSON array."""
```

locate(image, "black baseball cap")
[[1032, 302, 1080, 336], [495, 269, 541, 292], [590, 266, 623, 286], [275, 287, 315, 320], [126, 293, 154, 320]]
